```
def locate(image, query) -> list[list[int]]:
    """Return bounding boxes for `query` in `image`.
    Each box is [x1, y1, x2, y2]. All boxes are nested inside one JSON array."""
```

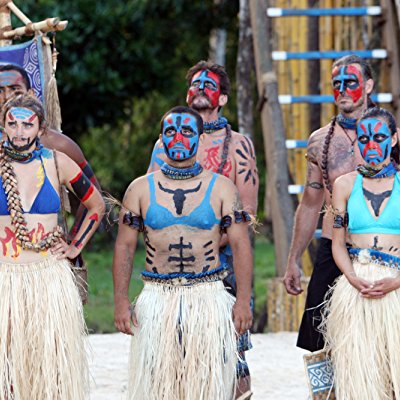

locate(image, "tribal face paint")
[[5, 107, 39, 151], [187, 70, 221, 108], [357, 118, 392, 165], [332, 65, 363, 103], [162, 113, 199, 161]]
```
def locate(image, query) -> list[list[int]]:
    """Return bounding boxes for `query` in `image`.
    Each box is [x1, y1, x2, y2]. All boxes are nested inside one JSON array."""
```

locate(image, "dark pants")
[[297, 238, 342, 352]]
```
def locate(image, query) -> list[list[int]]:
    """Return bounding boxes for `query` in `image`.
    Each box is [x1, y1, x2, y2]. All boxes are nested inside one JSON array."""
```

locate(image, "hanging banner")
[[0, 37, 45, 104]]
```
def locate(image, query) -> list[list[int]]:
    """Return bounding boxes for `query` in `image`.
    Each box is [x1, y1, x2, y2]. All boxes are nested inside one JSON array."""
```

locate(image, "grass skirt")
[[323, 250, 400, 400], [128, 280, 238, 400], [0, 257, 88, 400]]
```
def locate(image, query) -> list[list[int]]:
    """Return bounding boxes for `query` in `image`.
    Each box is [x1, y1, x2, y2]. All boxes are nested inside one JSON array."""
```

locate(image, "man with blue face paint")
[[148, 62, 258, 399], [113, 106, 254, 400]]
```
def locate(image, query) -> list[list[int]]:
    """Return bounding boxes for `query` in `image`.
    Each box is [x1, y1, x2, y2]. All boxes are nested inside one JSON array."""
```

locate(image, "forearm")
[[288, 202, 320, 263], [332, 239, 354, 277], [230, 238, 253, 304], [70, 203, 104, 251], [113, 241, 135, 300]]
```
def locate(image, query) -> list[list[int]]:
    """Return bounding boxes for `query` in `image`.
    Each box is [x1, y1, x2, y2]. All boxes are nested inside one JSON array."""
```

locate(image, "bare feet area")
[[88, 332, 309, 399]]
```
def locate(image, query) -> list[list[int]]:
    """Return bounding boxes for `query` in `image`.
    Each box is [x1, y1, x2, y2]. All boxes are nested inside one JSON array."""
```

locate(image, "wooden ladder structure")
[[256, 0, 400, 331]]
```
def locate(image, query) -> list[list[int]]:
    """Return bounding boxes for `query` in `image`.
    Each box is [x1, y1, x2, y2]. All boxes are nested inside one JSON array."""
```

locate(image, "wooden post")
[[0, 2, 11, 47], [249, 0, 295, 277], [236, 0, 254, 139], [381, 0, 400, 121]]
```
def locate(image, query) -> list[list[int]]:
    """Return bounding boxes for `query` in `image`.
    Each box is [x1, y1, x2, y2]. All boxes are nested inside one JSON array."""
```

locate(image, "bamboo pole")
[[1, 18, 68, 40], [6, 1, 30, 25]]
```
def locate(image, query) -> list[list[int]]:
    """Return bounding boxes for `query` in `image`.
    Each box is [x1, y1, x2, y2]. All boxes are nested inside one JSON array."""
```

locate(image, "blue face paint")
[[162, 113, 199, 161], [9, 107, 35, 120], [357, 117, 392, 165]]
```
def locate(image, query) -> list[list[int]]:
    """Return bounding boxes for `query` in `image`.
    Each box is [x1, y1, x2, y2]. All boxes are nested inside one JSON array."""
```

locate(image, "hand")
[[283, 260, 303, 295], [346, 273, 373, 293], [360, 277, 400, 299], [114, 297, 138, 335], [232, 300, 253, 335], [51, 239, 81, 260]]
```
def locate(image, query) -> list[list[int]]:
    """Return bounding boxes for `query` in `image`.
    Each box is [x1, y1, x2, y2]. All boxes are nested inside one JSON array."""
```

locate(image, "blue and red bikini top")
[[0, 158, 61, 216], [144, 172, 220, 230]]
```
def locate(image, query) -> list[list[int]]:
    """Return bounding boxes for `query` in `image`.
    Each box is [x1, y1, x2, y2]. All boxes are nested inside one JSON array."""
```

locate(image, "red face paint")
[[363, 141, 383, 158], [332, 64, 364, 103], [187, 70, 221, 108], [167, 131, 191, 150]]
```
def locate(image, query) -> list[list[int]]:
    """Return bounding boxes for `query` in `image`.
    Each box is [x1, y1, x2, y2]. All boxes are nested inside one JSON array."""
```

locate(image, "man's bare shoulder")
[[308, 123, 332, 144], [307, 123, 332, 163], [42, 128, 85, 164]]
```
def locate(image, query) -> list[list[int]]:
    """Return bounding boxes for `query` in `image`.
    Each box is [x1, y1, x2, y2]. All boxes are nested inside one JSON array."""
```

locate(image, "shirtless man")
[[148, 61, 258, 398], [113, 106, 253, 400], [283, 55, 375, 351]]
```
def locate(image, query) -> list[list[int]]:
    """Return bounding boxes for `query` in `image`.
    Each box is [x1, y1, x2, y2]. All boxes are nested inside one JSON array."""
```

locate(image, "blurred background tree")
[[17, 1, 267, 204]]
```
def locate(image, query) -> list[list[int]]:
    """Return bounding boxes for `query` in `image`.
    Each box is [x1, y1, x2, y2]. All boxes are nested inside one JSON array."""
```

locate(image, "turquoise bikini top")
[[347, 173, 400, 235], [144, 172, 220, 230]]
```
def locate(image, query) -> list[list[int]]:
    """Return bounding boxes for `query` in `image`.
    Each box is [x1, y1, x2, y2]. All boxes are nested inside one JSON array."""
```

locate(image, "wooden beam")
[[249, 0, 295, 277], [0, 18, 68, 40]]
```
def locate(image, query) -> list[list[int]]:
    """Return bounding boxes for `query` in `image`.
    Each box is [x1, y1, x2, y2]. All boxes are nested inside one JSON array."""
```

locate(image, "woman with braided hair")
[[0, 94, 104, 399], [323, 107, 400, 399]]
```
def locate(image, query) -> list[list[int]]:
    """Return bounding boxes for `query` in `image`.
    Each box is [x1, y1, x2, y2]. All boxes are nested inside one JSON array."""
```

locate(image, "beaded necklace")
[[3, 140, 43, 163], [0, 141, 63, 251], [203, 117, 228, 134], [161, 161, 203, 180], [357, 161, 398, 179]]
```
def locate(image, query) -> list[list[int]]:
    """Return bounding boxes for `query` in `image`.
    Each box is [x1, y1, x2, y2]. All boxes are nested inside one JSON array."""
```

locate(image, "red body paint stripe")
[[78, 160, 88, 169], [81, 185, 94, 202], [360, 123, 367, 134], [70, 171, 83, 184]]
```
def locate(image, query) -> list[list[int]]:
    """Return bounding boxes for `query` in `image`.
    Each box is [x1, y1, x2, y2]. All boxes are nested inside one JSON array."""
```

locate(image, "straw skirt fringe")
[[323, 259, 400, 400], [0, 257, 88, 400], [128, 280, 238, 400]]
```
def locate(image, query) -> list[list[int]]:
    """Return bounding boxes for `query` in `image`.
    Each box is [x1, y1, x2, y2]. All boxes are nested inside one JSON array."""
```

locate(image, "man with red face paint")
[[148, 61, 258, 400], [283, 55, 380, 352]]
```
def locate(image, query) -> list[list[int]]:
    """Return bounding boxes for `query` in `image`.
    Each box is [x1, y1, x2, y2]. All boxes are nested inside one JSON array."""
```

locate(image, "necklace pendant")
[[350, 147, 354, 156]]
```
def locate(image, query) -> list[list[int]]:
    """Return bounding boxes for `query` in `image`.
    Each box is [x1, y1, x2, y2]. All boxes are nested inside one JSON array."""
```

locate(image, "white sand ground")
[[88, 332, 309, 400]]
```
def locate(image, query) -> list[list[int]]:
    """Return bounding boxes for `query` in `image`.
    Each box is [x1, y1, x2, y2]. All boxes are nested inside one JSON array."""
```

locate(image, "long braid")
[[217, 124, 232, 175], [0, 141, 63, 251], [321, 116, 337, 196]]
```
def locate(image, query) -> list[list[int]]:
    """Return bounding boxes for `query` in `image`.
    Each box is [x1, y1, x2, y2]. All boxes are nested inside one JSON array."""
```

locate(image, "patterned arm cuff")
[[220, 211, 252, 233], [123, 211, 144, 232]]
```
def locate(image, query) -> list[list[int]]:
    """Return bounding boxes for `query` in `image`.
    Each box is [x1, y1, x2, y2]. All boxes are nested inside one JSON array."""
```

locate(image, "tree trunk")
[[209, 0, 227, 65], [236, 0, 255, 139], [249, 0, 295, 277]]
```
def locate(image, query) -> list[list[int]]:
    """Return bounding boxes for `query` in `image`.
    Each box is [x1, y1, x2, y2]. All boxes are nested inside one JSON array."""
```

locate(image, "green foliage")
[[17, 0, 228, 135]]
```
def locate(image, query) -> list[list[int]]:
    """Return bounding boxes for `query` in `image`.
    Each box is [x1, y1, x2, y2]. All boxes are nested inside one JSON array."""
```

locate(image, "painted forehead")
[[163, 112, 198, 131], [191, 69, 220, 85], [332, 64, 363, 81], [0, 70, 25, 87], [7, 107, 37, 121], [358, 117, 390, 135]]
